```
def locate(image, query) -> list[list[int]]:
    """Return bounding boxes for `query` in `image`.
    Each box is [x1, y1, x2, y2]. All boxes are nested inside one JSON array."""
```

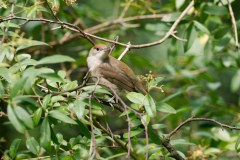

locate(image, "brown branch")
[[84, 0, 194, 49], [144, 124, 149, 160], [226, 0, 239, 49], [92, 119, 138, 160], [169, 117, 240, 138], [1, 15, 95, 45], [45, 0, 60, 21], [88, 78, 100, 160], [85, 14, 168, 33], [0, 0, 193, 49], [161, 136, 184, 160], [119, 0, 133, 19]]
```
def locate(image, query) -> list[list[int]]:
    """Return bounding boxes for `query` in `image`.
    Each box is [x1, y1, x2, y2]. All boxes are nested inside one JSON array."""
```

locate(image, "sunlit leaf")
[[16, 40, 49, 51], [9, 139, 21, 159], [7, 104, 26, 133], [123, 128, 144, 138], [33, 108, 43, 126], [15, 106, 34, 129], [0, 81, 4, 98], [40, 118, 51, 152], [231, 69, 240, 92], [143, 95, 156, 117], [126, 92, 145, 104], [156, 102, 176, 114], [37, 55, 75, 65], [235, 137, 240, 153], [211, 127, 232, 142], [204, 5, 228, 16], [42, 94, 51, 109], [26, 137, 40, 155], [49, 110, 77, 125]]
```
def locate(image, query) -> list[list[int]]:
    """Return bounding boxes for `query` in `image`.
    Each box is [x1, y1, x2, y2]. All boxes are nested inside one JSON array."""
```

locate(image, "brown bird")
[[87, 44, 147, 95]]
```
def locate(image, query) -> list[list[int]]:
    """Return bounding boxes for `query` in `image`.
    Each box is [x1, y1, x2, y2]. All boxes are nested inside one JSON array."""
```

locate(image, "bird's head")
[[88, 44, 110, 61]]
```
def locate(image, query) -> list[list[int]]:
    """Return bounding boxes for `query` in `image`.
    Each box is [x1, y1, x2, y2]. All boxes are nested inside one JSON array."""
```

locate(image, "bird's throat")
[[87, 56, 103, 71]]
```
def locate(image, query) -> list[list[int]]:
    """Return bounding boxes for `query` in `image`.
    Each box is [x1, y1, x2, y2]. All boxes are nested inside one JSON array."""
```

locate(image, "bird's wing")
[[98, 56, 147, 94], [98, 63, 135, 92]]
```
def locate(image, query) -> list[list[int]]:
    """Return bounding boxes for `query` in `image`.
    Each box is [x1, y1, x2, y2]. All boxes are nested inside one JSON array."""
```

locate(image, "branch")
[[1, 15, 95, 45], [92, 119, 138, 160], [0, 0, 193, 49], [118, 42, 131, 60], [169, 117, 240, 138], [226, 0, 239, 49], [88, 78, 100, 160], [161, 136, 184, 160]]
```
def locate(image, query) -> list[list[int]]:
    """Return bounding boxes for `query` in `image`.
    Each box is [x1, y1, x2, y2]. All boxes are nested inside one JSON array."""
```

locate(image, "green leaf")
[[171, 139, 195, 146], [16, 39, 49, 51], [76, 120, 91, 139], [204, 5, 228, 16], [0, 81, 4, 98], [9, 139, 21, 159], [184, 23, 197, 51], [143, 95, 156, 117], [10, 77, 27, 98], [156, 102, 176, 114], [74, 99, 87, 119], [33, 108, 43, 126], [235, 137, 240, 153], [126, 92, 145, 104], [82, 85, 111, 94], [42, 94, 51, 109], [26, 137, 40, 155], [0, 67, 10, 81], [162, 12, 189, 22], [7, 104, 26, 133], [106, 152, 127, 160], [62, 80, 78, 91], [141, 114, 150, 126], [231, 70, 240, 92], [148, 125, 161, 145], [193, 21, 210, 34], [49, 110, 77, 125], [176, 0, 185, 9], [40, 118, 51, 152], [123, 128, 144, 138], [151, 124, 167, 130], [37, 55, 75, 65], [39, 73, 64, 82], [0, 22, 20, 28], [211, 127, 232, 142], [15, 106, 34, 129], [148, 77, 164, 90]]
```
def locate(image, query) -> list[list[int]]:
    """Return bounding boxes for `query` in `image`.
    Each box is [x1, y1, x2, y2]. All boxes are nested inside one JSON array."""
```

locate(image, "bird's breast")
[[87, 56, 102, 71]]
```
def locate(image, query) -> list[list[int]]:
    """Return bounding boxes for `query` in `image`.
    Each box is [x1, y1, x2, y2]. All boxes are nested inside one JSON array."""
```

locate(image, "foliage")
[[0, 0, 240, 159]]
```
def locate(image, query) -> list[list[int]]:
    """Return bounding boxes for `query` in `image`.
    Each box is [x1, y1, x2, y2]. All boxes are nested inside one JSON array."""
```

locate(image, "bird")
[[87, 44, 147, 95]]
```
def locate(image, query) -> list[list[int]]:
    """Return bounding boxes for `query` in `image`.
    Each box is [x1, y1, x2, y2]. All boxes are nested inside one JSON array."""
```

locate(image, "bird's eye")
[[96, 48, 100, 51]]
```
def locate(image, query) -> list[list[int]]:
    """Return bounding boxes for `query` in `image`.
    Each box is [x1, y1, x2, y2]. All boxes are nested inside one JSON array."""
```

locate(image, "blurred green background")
[[1, 0, 240, 159]]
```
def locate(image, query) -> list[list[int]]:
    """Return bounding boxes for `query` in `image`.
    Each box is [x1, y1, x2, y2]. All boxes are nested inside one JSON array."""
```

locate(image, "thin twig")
[[92, 119, 138, 160], [88, 77, 100, 160], [144, 124, 149, 160], [169, 117, 240, 138], [45, 0, 60, 21], [171, 32, 187, 42], [0, 0, 193, 49], [109, 36, 119, 55], [119, 0, 133, 19], [226, 0, 239, 49], [118, 42, 131, 60]]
